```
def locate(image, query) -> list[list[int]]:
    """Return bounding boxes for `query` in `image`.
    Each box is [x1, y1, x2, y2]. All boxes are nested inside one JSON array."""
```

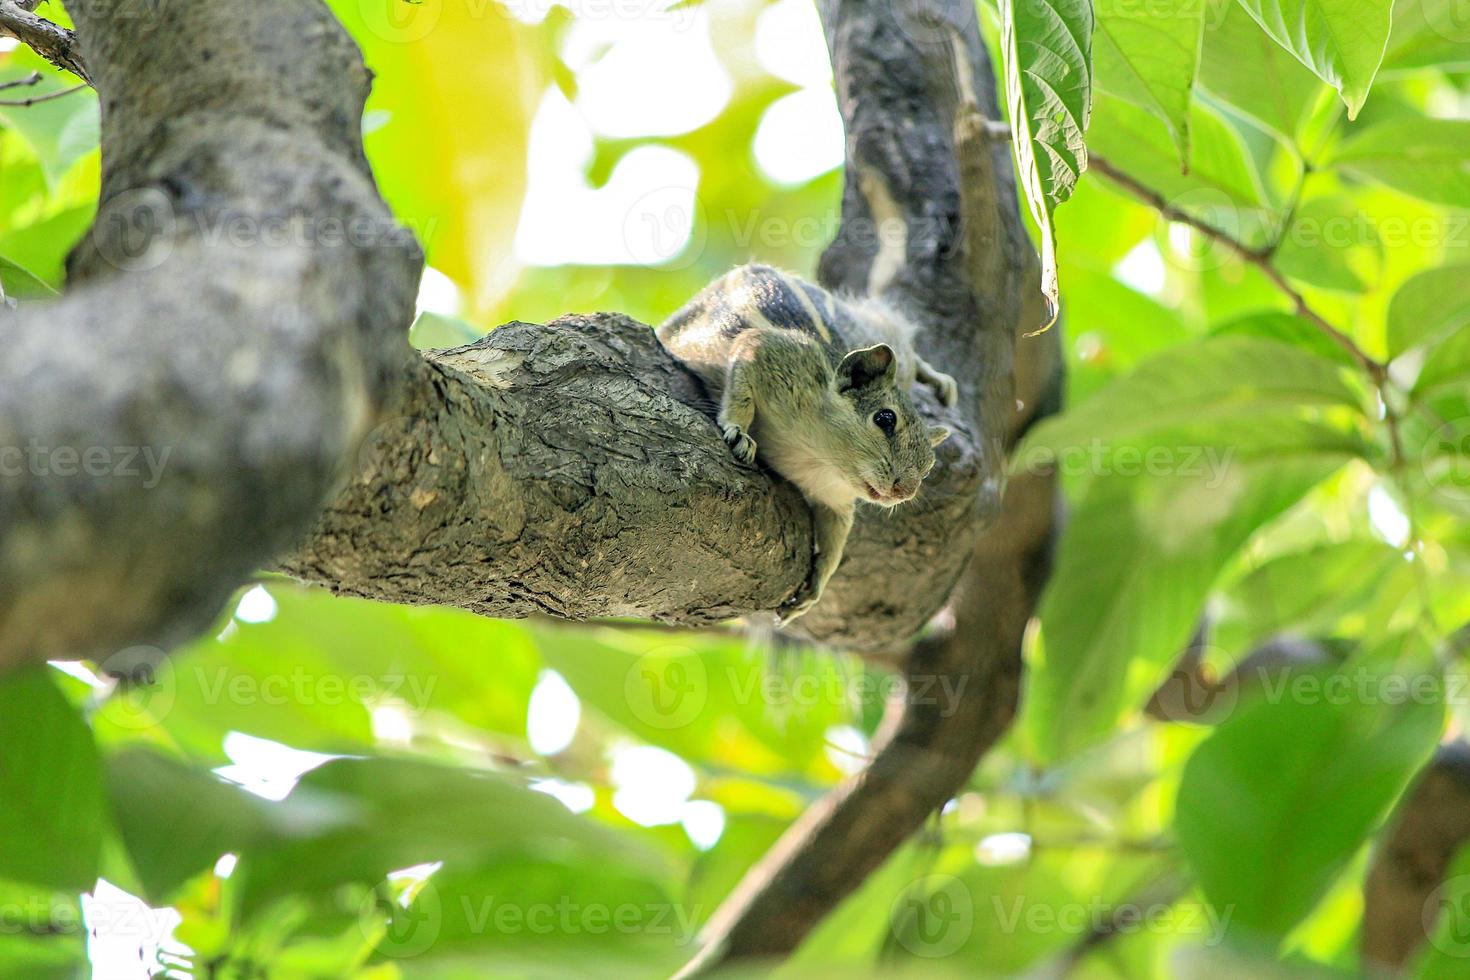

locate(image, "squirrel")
[[657, 264, 957, 624]]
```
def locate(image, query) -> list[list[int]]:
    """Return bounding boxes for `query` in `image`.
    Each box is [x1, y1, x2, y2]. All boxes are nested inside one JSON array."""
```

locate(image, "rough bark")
[[0, 0, 422, 669]]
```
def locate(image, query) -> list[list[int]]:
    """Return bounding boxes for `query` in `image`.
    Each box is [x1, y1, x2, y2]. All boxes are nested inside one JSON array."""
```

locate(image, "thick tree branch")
[[0, 0, 421, 668]]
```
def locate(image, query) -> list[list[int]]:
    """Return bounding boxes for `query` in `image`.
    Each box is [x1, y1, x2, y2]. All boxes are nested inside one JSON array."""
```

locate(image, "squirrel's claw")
[[721, 424, 758, 466], [932, 372, 959, 408], [776, 577, 820, 626]]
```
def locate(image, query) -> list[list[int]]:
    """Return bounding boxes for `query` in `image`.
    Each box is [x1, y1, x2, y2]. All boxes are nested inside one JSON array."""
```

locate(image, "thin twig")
[[0, 71, 41, 92], [0, 80, 83, 106], [1087, 153, 1384, 382]]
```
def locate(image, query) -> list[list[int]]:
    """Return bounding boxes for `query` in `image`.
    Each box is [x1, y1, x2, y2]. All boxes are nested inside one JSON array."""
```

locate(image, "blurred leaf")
[[1199, 0, 1324, 146], [1331, 119, 1470, 211], [377, 856, 684, 969], [238, 756, 658, 913], [1026, 451, 1350, 762], [1388, 264, 1470, 356], [1383, 0, 1470, 73], [1414, 324, 1470, 394], [410, 311, 486, 350], [93, 586, 540, 759], [1273, 194, 1382, 293], [105, 747, 353, 904], [1088, 94, 1274, 248], [0, 204, 94, 288], [0, 881, 85, 980], [0, 254, 55, 299], [1176, 668, 1441, 943], [325, 0, 543, 315], [1208, 311, 1361, 367], [1092, 0, 1204, 162], [0, 64, 98, 184], [1235, 0, 1392, 119], [0, 668, 103, 891], [999, 0, 1095, 322], [1020, 335, 1363, 460]]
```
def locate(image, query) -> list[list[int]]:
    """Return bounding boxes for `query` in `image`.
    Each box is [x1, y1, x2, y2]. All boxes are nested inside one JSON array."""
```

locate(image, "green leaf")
[[0, 255, 56, 300], [1388, 264, 1470, 357], [1025, 452, 1350, 762], [1086, 94, 1274, 248], [1383, 0, 1470, 73], [1199, 0, 1324, 146], [410, 311, 486, 350], [0, 66, 99, 184], [1209, 311, 1361, 367], [1020, 335, 1364, 460], [324, 0, 543, 316], [1000, 0, 1094, 323], [104, 748, 348, 904], [237, 757, 658, 913], [1272, 194, 1382, 293], [1176, 671, 1442, 942], [1235, 0, 1393, 119], [0, 205, 94, 290], [1331, 119, 1470, 211], [0, 668, 103, 891], [1092, 0, 1204, 162], [1411, 843, 1470, 976], [1414, 325, 1470, 394]]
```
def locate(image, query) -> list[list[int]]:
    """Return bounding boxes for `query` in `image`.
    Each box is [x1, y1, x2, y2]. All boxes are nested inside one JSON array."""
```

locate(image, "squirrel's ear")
[[928, 426, 952, 447], [838, 344, 896, 391]]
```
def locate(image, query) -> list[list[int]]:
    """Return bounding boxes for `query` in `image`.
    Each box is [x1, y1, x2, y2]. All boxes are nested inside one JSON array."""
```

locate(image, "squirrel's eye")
[[873, 409, 897, 434]]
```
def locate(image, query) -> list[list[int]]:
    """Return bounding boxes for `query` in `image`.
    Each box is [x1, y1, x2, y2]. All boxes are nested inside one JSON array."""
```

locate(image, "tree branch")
[[0, 1, 90, 85], [0, 0, 421, 668]]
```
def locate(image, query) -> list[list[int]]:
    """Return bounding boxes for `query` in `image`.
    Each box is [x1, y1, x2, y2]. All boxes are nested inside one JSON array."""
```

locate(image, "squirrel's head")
[[832, 344, 951, 507]]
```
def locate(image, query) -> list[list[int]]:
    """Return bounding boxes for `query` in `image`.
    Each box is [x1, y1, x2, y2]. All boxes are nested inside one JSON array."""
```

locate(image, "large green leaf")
[[1000, 0, 1094, 323], [1199, 0, 1324, 146], [1331, 119, 1470, 211], [1388, 264, 1470, 357], [1092, 0, 1204, 162], [1236, 0, 1393, 119], [1176, 669, 1442, 942], [1382, 0, 1470, 73], [0, 668, 103, 891], [1026, 450, 1350, 763], [0, 254, 56, 300], [237, 757, 658, 913], [1019, 335, 1364, 460]]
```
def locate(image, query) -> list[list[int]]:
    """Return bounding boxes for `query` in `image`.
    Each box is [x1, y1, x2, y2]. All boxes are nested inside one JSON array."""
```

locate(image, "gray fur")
[[657, 264, 957, 623]]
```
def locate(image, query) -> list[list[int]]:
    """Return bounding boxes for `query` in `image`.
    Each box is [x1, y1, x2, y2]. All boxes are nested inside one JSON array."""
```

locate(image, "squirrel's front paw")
[[776, 577, 820, 626], [721, 423, 758, 466]]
